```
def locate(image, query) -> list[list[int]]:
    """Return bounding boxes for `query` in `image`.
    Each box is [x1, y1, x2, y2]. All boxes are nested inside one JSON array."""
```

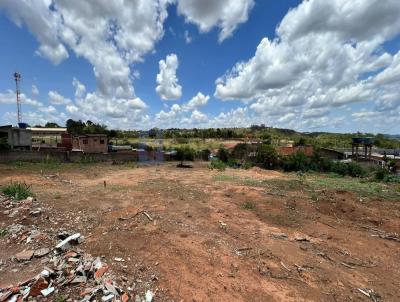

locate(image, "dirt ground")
[[1, 162, 400, 301]]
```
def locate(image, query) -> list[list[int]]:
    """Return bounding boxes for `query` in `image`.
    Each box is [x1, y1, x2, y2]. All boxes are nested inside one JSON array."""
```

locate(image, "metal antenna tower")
[[14, 72, 22, 124]]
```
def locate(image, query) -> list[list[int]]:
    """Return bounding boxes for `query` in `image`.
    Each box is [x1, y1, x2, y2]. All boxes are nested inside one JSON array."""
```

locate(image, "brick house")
[[277, 146, 314, 157], [72, 134, 108, 153]]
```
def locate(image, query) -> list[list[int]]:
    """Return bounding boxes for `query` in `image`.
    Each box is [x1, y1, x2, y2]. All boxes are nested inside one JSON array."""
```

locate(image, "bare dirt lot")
[[1, 162, 400, 301]]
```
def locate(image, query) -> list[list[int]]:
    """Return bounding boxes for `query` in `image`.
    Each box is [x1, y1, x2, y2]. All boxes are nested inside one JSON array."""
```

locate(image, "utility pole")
[[14, 72, 22, 124]]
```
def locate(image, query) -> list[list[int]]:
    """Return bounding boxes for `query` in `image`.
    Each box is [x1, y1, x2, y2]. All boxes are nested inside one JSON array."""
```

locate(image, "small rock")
[[271, 232, 288, 240], [34, 248, 50, 258], [72, 276, 87, 284], [7, 224, 24, 235], [294, 236, 310, 242], [15, 250, 34, 261]]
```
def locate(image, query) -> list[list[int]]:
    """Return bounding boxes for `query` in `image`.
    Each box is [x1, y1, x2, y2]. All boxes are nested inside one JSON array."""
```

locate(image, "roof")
[[74, 134, 107, 138], [320, 148, 345, 154], [370, 153, 399, 160], [0, 125, 31, 132], [0, 125, 12, 130], [27, 127, 67, 134]]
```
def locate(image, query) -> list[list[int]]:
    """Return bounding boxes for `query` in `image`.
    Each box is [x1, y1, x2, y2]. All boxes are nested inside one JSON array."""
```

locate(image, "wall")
[[277, 146, 314, 156], [11, 129, 32, 148], [68, 152, 139, 163], [0, 150, 67, 162], [72, 136, 108, 153], [0, 150, 168, 163]]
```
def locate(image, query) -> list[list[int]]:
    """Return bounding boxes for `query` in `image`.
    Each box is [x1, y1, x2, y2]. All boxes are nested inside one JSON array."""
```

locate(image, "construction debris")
[[1, 233, 136, 301], [55, 233, 83, 251], [357, 288, 381, 302], [360, 225, 400, 243], [271, 232, 288, 240], [0, 193, 156, 302]]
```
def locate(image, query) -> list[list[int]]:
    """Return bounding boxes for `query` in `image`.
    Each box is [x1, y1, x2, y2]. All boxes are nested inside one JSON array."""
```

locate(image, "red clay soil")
[[1, 162, 399, 301]]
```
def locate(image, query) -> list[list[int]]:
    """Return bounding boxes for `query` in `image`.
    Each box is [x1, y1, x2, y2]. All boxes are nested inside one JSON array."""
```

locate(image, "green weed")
[[0, 228, 7, 237], [1, 181, 33, 200], [242, 201, 255, 210]]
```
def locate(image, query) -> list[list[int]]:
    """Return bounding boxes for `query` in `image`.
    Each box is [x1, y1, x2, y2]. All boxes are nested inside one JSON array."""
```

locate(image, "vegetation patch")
[[307, 174, 400, 200], [0, 228, 7, 237], [1, 181, 33, 200], [209, 160, 227, 171], [242, 201, 255, 210], [79, 155, 99, 164]]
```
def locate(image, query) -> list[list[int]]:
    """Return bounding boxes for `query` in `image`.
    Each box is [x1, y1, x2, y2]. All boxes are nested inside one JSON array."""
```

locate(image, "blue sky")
[[0, 0, 399, 133]]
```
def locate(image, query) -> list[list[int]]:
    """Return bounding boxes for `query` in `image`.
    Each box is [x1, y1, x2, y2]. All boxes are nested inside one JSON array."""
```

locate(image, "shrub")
[[231, 143, 251, 160], [331, 162, 348, 176], [217, 147, 229, 163], [282, 152, 310, 172], [310, 151, 332, 172], [255, 144, 279, 169], [374, 167, 388, 180], [208, 159, 226, 171], [1, 181, 33, 200], [383, 174, 400, 183], [227, 158, 240, 168], [331, 162, 366, 177], [241, 161, 253, 170], [346, 162, 367, 177]]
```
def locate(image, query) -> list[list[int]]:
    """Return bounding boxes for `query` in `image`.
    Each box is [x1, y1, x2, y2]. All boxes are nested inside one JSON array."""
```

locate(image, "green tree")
[[66, 119, 85, 134], [45, 122, 60, 128], [175, 146, 195, 166], [256, 144, 278, 169]]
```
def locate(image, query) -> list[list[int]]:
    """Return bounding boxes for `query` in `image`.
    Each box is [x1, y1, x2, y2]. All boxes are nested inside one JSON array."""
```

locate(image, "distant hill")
[[384, 134, 400, 141]]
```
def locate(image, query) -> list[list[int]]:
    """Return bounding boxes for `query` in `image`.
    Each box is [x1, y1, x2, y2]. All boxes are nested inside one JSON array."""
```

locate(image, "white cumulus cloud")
[[156, 53, 183, 100], [176, 0, 254, 42], [183, 92, 209, 111], [214, 0, 400, 129], [48, 90, 72, 105]]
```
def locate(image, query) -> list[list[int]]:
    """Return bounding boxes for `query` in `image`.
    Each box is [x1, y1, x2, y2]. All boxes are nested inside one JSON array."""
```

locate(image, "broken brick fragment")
[[64, 251, 78, 258], [94, 265, 109, 279], [29, 277, 49, 297], [80, 287, 96, 297], [10, 286, 20, 294], [121, 293, 130, 302]]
